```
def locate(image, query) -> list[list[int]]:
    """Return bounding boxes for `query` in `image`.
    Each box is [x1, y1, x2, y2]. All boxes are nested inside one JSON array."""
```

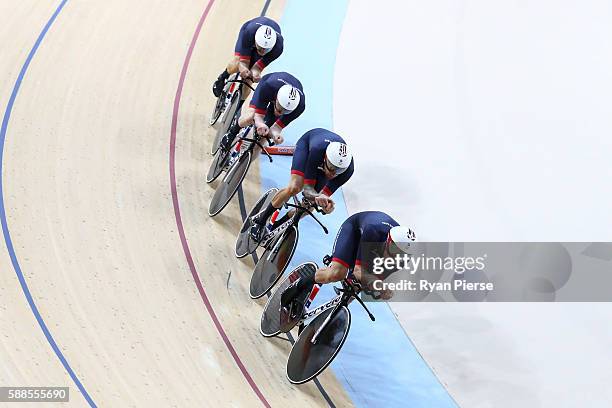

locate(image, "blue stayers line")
[[0, 1, 97, 407]]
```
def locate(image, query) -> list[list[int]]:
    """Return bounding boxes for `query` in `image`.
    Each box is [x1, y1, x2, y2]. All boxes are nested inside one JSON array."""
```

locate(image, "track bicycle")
[[240, 194, 328, 299], [260, 258, 379, 384], [209, 73, 254, 154], [207, 124, 275, 217]]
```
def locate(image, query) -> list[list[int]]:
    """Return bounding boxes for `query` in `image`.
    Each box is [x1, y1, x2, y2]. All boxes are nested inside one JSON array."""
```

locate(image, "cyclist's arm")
[[301, 146, 322, 200], [353, 265, 393, 299], [238, 61, 251, 78], [235, 23, 254, 73], [351, 264, 364, 281], [251, 64, 262, 82], [253, 113, 267, 128], [254, 41, 282, 78], [251, 54, 268, 81], [315, 261, 348, 284], [303, 184, 318, 200], [247, 80, 271, 129]]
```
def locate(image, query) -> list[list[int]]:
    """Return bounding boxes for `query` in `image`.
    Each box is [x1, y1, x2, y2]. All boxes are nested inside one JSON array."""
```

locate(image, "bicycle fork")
[[310, 287, 375, 345]]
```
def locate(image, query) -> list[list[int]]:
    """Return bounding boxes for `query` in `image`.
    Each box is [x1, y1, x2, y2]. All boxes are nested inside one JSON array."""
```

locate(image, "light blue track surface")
[[260, 1, 458, 407]]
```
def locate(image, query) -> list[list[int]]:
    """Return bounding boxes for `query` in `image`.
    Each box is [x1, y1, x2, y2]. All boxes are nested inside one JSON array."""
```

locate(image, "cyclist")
[[212, 16, 283, 99], [250, 128, 354, 241], [219, 71, 305, 153], [280, 211, 417, 308]]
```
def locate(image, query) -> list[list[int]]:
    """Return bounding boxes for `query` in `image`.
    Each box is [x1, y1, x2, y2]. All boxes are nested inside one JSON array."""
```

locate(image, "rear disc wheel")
[[235, 187, 279, 258], [208, 151, 252, 217], [250, 226, 299, 299]]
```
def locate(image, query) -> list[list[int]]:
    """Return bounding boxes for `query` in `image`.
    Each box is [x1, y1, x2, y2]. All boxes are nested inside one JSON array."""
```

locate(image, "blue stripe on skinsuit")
[[260, 0, 458, 407]]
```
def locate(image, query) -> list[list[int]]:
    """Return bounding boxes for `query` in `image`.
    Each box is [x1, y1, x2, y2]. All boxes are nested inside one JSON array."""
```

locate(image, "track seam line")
[[169, 0, 271, 407], [0, 1, 97, 407]]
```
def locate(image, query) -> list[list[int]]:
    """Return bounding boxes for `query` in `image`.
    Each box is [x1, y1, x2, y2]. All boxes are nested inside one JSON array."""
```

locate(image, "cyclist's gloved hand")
[[302, 186, 318, 201], [256, 124, 270, 137], [239, 66, 251, 79], [380, 289, 394, 300], [272, 133, 283, 145], [315, 196, 334, 214]]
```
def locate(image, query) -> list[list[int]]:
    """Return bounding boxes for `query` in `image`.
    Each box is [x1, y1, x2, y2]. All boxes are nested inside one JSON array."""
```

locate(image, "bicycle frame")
[[298, 286, 342, 326], [263, 198, 329, 258], [218, 75, 255, 124], [298, 278, 376, 344], [238, 127, 274, 160]]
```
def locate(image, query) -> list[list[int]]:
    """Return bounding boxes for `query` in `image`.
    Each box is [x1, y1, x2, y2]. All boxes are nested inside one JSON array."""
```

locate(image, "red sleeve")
[[332, 257, 350, 268], [248, 103, 267, 115]]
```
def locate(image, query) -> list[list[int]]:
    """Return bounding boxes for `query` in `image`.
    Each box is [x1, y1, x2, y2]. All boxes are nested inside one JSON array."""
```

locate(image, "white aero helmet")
[[276, 84, 300, 112], [325, 142, 352, 171], [388, 226, 417, 255], [255, 25, 277, 51]]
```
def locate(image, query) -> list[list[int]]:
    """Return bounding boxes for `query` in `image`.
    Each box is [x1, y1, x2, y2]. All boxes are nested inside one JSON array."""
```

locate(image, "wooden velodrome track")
[[0, 0, 352, 406]]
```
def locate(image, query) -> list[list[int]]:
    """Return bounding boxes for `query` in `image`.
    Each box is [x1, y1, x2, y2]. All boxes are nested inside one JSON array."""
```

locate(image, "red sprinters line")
[[169, 2, 271, 407]]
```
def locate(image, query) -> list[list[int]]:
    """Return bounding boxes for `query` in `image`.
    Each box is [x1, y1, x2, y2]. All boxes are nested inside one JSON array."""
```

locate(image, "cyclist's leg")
[[227, 57, 253, 108], [272, 138, 308, 208], [281, 214, 356, 307], [221, 106, 253, 151], [241, 77, 254, 100], [254, 174, 303, 226], [225, 55, 239, 74], [213, 56, 238, 97], [226, 57, 255, 101], [214, 18, 248, 96], [273, 174, 303, 207], [237, 106, 255, 127], [271, 208, 297, 230], [252, 128, 305, 229], [313, 223, 356, 284]]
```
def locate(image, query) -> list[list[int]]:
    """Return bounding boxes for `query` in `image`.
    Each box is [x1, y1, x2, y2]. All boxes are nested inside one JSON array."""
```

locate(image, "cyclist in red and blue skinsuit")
[[221, 71, 305, 153], [212, 16, 284, 98], [250, 128, 354, 241], [281, 211, 417, 307]]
